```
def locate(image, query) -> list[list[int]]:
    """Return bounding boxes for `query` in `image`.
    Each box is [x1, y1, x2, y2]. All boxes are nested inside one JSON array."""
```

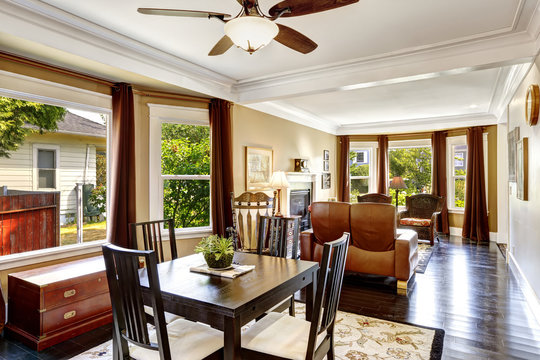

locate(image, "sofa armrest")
[[397, 210, 410, 221], [300, 229, 315, 261], [394, 229, 418, 281]]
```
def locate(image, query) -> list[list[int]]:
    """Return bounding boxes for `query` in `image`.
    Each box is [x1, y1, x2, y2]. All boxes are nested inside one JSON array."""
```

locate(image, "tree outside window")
[[350, 149, 370, 202], [388, 146, 432, 206]]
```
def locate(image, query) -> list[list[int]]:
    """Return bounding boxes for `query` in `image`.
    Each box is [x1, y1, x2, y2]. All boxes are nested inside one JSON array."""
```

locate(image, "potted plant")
[[195, 235, 235, 269]]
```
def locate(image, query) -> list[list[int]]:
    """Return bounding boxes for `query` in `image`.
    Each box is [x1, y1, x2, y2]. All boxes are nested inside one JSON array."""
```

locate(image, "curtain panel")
[[462, 127, 489, 242], [108, 83, 136, 248], [338, 136, 350, 202], [431, 131, 449, 235], [209, 99, 234, 236], [377, 135, 389, 194]]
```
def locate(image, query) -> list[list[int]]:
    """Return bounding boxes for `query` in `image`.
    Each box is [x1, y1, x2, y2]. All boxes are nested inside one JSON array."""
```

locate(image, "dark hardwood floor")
[[1, 235, 539, 359]]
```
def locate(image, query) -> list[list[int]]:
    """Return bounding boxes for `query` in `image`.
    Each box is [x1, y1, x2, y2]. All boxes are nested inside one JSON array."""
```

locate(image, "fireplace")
[[290, 189, 311, 231]]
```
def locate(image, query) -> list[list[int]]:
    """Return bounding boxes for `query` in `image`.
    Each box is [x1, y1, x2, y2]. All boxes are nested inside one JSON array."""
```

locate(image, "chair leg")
[[289, 297, 295, 317]]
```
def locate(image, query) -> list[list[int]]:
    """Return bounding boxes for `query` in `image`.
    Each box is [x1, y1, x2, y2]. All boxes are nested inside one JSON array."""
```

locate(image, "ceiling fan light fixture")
[[224, 16, 279, 54]]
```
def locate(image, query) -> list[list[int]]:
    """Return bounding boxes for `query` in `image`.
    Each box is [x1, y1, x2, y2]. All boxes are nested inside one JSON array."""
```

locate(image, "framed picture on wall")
[[517, 137, 528, 201], [323, 160, 329, 172], [245, 147, 273, 190], [508, 127, 520, 182], [322, 173, 331, 189], [323, 150, 329, 160]]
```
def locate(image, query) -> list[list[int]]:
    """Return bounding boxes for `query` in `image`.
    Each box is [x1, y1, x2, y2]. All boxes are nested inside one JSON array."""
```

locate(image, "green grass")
[[61, 220, 106, 245]]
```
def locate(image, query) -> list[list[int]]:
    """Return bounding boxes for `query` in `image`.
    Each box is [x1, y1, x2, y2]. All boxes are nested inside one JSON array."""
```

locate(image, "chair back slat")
[[102, 244, 172, 359], [306, 233, 349, 358], [257, 216, 300, 259], [129, 219, 178, 263]]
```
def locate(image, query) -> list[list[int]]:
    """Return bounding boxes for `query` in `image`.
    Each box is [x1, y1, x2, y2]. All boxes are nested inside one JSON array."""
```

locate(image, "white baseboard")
[[508, 252, 540, 326], [448, 227, 499, 242]]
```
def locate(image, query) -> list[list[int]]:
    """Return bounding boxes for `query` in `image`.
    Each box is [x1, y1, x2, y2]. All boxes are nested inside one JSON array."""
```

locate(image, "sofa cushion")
[[311, 202, 350, 245], [399, 218, 431, 227], [345, 246, 395, 277], [350, 203, 396, 252]]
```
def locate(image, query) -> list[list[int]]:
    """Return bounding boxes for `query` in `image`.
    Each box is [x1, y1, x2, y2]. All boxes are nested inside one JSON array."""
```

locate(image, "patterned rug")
[[415, 243, 437, 274], [71, 303, 444, 360]]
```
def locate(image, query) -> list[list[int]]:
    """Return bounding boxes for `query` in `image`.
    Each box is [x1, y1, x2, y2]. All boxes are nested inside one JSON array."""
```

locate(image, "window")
[[388, 139, 432, 206], [349, 142, 377, 202], [34, 146, 59, 189], [149, 104, 211, 236]]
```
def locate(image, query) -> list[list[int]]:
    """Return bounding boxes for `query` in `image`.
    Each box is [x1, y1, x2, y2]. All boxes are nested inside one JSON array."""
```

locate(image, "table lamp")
[[270, 171, 290, 217], [389, 176, 407, 207]]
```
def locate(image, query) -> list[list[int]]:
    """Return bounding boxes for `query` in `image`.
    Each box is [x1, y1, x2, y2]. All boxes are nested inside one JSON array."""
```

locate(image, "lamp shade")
[[224, 16, 279, 54], [270, 171, 290, 189], [389, 176, 407, 189]]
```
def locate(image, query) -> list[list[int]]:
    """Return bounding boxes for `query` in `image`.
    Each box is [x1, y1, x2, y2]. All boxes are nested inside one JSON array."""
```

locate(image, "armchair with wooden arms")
[[397, 194, 445, 246], [227, 191, 276, 252]]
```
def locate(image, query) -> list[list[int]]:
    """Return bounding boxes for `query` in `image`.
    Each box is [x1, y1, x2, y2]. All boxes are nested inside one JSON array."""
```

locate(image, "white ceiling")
[[1, 0, 539, 134]]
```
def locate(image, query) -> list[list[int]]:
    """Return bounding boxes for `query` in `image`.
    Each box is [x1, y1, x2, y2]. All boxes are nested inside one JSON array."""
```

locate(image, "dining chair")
[[256, 215, 301, 316], [129, 219, 178, 263], [130, 219, 181, 323], [242, 232, 350, 360], [102, 244, 223, 360]]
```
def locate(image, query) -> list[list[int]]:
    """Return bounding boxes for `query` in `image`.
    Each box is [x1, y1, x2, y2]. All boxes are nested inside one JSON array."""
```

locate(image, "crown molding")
[[1, 0, 237, 100], [489, 63, 533, 120], [335, 113, 497, 135]]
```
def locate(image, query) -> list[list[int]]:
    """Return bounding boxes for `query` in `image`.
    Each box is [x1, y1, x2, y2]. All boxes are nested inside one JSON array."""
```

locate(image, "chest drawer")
[[43, 273, 108, 309]]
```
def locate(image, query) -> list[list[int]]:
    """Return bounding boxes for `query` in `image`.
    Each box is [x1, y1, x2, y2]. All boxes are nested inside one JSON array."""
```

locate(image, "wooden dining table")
[[135, 252, 319, 360]]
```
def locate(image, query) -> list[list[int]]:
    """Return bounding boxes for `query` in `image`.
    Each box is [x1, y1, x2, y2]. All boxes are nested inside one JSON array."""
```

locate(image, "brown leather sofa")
[[300, 201, 418, 290]]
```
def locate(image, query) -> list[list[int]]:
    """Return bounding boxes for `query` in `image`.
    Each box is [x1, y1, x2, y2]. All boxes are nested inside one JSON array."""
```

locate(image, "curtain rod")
[[0, 51, 115, 87], [132, 89, 211, 104]]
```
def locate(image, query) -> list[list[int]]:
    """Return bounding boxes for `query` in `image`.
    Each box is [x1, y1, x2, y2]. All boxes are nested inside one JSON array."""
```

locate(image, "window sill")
[[448, 208, 465, 214], [175, 229, 213, 240], [0, 240, 107, 271]]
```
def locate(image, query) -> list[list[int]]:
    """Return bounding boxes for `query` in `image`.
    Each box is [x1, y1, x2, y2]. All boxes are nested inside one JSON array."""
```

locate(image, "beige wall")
[[232, 105, 337, 207], [507, 56, 540, 298]]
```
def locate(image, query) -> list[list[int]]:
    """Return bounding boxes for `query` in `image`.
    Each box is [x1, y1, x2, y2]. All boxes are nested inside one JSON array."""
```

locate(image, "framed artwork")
[[516, 138, 528, 201], [245, 147, 273, 190], [323, 150, 329, 160], [322, 173, 331, 189], [323, 160, 329, 172], [507, 127, 519, 182]]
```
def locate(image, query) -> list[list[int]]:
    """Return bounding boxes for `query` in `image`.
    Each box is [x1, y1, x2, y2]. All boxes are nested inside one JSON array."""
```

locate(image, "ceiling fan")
[[138, 0, 359, 55]]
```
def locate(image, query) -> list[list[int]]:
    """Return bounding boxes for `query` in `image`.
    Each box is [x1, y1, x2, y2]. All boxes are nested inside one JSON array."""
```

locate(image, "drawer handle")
[[64, 310, 76, 320], [64, 289, 77, 298]]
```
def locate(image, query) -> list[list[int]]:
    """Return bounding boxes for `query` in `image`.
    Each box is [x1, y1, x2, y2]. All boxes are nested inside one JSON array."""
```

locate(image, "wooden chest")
[[6, 256, 112, 351]]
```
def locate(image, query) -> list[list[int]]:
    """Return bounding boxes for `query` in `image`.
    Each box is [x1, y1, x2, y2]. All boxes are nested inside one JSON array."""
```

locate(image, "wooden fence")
[[0, 189, 60, 256]]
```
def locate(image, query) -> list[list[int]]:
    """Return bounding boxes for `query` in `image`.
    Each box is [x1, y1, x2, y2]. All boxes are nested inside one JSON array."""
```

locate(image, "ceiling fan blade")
[[137, 8, 231, 19], [274, 24, 317, 54], [208, 36, 234, 56], [269, 0, 359, 18]]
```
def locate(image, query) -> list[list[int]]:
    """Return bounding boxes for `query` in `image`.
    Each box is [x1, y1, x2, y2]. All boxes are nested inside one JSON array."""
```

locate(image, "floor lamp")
[[389, 176, 407, 207], [270, 171, 290, 217]]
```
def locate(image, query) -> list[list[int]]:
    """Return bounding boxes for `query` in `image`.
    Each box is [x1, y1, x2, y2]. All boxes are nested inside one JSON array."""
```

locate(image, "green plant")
[[195, 235, 234, 268], [89, 185, 106, 215]]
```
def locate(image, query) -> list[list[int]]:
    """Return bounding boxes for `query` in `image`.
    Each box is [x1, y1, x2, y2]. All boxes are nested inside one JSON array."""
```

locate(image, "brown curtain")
[[209, 99, 234, 236], [462, 127, 489, 242], [108, 83, 136, 248], [338, 136, 350, 202], [377, 135, 389, 194], [431, 131, 449, 235]]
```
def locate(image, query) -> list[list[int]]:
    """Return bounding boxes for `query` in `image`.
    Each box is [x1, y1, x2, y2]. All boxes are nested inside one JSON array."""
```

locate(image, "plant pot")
[[204, 252, 234, 269]]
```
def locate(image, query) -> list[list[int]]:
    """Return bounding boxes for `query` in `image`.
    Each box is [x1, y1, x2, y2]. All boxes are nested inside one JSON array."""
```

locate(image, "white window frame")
[[0, 70, 112, 269], [32, 144, 60, 190], [148, 104, 212, 239], [350, 142, 378, 198], [446, 134, 488, 213]]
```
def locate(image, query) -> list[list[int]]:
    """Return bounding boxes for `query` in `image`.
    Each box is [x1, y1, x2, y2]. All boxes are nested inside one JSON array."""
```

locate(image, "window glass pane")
[[38, 149, 55, 168], [38, 169, 55, 188], [164, 179, 210, 228], [454, 145, 467, 176], [351, 178, 369, 200], [161, 123, 210, 176], [454, 178, 465, 208], [389, 146, 432, 206], [349, 150, 370, 176]]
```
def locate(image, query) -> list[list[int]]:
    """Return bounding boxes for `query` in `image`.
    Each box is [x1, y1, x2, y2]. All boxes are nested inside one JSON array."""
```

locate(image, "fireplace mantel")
[[283, 172, 320, 216]]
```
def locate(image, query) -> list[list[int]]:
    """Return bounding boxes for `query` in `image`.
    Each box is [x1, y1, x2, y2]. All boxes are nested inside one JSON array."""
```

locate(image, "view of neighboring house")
[[0, 111, 106, 224]]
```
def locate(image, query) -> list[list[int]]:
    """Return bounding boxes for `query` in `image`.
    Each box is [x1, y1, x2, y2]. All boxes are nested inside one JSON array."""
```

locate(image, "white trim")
[[508, 252, 540, 326], [148, 104, 212, 234], [350, 142, 378, 196], [489, 232, 498, 243], [388, 139, 432, 148], [447, 135, 467, 210], [0, 240, 106, 271], [449, 226, 462, 236], [32, 143, 60, 191]]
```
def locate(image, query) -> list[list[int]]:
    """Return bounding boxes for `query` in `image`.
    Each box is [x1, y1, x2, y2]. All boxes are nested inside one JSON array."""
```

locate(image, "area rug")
[[415, 243, 437, 274], [71, 303, 444, 360]]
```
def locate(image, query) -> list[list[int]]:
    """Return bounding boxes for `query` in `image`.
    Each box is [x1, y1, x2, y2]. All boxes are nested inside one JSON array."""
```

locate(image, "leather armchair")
[[397, 194, 444, 245], [300, 202, 418, 290]]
